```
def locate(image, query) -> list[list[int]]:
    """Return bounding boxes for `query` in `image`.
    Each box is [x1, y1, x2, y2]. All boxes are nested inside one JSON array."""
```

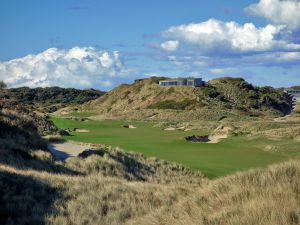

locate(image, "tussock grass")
[[1, 158, 299, 225], [65, 147, 206, 185], [132, 160, 300, 225]]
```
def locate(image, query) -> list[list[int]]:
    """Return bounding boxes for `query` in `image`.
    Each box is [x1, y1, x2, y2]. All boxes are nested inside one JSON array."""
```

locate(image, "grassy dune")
[[133, 159, 300, 225], [1, 99, 300, 224], [51, 117, 299, 177], [1, 154, 299, 225]]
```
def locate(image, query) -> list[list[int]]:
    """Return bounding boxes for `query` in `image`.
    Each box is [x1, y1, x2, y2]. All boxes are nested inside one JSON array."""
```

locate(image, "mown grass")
[[51, 117, 298, 178]]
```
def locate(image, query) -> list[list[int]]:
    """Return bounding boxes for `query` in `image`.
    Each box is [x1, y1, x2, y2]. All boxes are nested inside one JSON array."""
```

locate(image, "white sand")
[[74, 128, 90, 133], [48, 142, 91, 160]]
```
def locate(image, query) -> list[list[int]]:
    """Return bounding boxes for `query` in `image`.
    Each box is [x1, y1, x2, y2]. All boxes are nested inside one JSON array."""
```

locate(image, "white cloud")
[[160, 40, 179, 51], [210, 67, 237, 74], [0, 47, 128, 89], [277, 52, 300, 61], [157, 18, 300, 71], [247, 0, 300, 29], [162, 19, 291, 52]]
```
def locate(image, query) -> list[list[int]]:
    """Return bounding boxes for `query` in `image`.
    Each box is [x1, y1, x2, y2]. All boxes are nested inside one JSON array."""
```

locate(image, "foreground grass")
[[1, 157, 299, 225], [134, 159, 300, 225], [51, 117, 298, 177]]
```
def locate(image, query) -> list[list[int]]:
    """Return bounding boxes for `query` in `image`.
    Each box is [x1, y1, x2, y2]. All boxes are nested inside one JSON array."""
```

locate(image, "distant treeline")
[[0, 86, 105, 105]]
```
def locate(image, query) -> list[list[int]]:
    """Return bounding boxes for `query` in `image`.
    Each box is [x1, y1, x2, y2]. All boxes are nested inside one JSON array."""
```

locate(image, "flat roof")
[[159, 77, 201, 81]]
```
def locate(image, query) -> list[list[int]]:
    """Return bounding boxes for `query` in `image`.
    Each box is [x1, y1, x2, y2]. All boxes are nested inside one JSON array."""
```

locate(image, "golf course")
[[52, 117, 297, 177]]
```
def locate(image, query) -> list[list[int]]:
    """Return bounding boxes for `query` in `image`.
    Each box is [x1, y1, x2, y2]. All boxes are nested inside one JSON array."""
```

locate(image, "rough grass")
[[65, 147, 206, 185], [0, 145, 207, 225], [1, 157, 299, 225], [135, 159, 300, 225]]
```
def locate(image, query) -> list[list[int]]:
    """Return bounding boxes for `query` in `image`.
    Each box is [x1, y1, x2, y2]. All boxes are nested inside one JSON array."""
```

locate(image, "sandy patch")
[[61, 111, 69, 115], [164, 126, 188, 131], [207, 134, 228, 143], [48, 141, 105, 160], [48, 142, 90, 160], [73, 128, 90, 133], [164, 127, 176, 131]]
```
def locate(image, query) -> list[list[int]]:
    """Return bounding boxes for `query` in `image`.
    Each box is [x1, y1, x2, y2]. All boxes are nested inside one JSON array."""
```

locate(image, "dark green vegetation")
[[52, 117, 298, 177], [0, 86, 105, 112]]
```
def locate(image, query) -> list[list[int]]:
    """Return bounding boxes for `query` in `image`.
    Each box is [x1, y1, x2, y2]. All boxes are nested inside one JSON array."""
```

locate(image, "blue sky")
[[0, 0, 299, 90]]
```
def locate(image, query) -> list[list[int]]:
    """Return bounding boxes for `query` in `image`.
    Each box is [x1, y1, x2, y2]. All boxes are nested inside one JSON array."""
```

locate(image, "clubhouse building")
[[159, 77, 205, 87], [285, 89, 300, 102]]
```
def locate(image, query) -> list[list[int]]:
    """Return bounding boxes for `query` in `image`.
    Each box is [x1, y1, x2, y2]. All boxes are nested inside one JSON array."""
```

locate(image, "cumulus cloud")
[[160, 40, 179, 51], [162, 19, 299, 53], [0, 47, 129, 89], [157, 18, 300, 72], [247, 0, 300, 29]]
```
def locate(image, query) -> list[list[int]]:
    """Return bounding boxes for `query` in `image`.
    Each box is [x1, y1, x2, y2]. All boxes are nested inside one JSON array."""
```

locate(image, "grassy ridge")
[[1, 156, 299, 225], [51, 117, 297, 177], [72, 77, 293, 121]]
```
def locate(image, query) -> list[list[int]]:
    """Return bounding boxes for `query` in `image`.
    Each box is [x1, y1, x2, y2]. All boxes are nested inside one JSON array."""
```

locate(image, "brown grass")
[[1, 157, 299, 225], [132, 160, 300, 225]]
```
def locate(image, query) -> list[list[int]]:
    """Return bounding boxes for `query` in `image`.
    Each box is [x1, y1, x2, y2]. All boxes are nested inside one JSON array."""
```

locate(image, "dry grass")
[[65, 147, 206, 185], [1, 157, 299, 225], [132, 160, 300, 225], [0, 159, 203, 225]]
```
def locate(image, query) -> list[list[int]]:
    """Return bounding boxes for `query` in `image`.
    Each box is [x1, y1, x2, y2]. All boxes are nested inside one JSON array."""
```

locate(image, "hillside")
[[65, 77, 293, 121], [1, 92, 300, 225], [1, 145, 299, 224], [0, 86, 105, 112]]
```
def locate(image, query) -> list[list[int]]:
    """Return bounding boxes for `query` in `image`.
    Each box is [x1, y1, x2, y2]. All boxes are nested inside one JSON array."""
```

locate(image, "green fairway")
[[52, 117, 297, 177]]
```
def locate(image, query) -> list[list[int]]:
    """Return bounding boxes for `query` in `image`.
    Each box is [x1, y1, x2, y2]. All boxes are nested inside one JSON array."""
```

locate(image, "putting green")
[[52, 117, 296, 178]]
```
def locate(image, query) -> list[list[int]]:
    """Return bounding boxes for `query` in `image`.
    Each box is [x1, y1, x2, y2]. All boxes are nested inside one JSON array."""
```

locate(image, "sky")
[[0, 0, 299, 90]]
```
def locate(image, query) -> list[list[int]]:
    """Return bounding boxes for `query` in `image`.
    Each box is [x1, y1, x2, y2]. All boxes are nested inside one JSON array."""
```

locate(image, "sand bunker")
[[73, 128, 90, 133], [185, 134, 228, 144], [164, 126, 187, 131], [123, 124, 137, 129], [164, 127, 176, 131], [48, 141, 105, 160], [207, 134, 228, 143], [207, 124, 235, 143], [48, 142, 90, 160]]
